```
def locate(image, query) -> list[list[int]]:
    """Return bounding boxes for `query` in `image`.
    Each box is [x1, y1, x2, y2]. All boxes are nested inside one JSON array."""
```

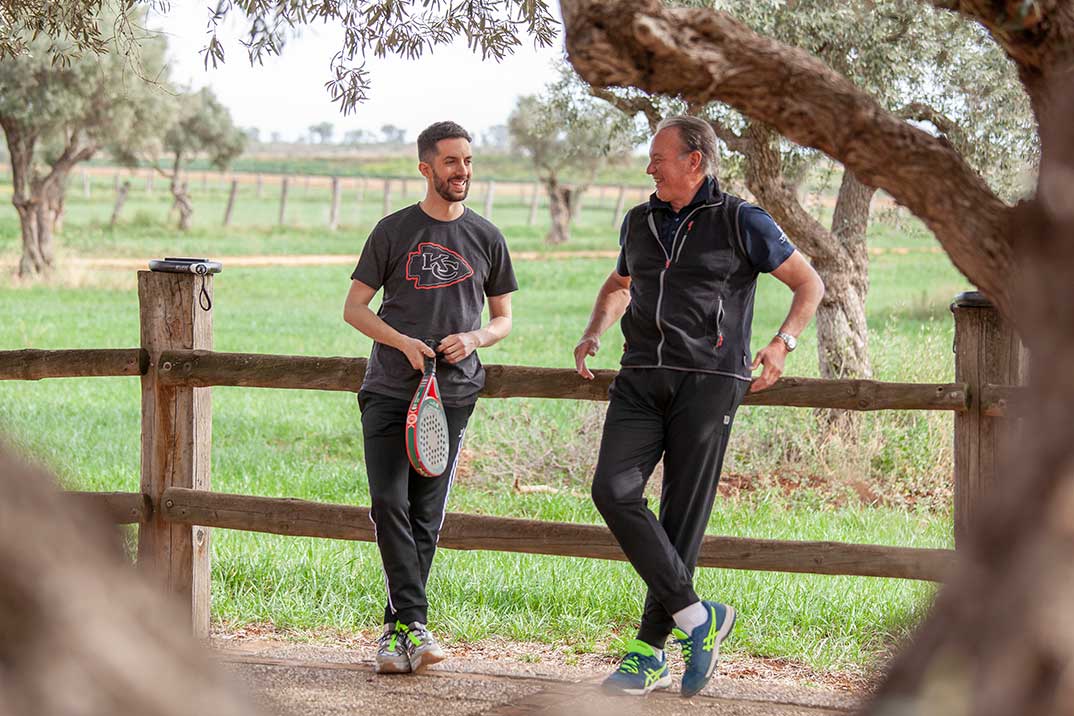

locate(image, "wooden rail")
[[161, 487, 954, 582], [0, 348, 145, 380], [66, 491, 150, 524], [152, 349, 970, 411]]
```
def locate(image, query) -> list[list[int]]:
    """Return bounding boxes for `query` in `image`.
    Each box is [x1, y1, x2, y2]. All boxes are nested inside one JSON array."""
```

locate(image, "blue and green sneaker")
[[601, 639, 672, 696], [672, 601, 736, 697]]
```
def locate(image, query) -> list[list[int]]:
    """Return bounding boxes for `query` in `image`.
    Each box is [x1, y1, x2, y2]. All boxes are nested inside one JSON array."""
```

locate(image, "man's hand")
[[750, 339, 788, 393], [438, 332, 480, 365], [399, 336, 436, 372], [574, 335, 601, 380]]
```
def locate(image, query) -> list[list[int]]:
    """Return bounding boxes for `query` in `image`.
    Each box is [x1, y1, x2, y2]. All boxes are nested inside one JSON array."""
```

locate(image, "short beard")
[[432, 169, 469, 202]]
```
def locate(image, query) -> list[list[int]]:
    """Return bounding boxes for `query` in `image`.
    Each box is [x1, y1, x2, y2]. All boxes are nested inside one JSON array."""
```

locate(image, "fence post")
[[483, 180, 495, 218], [137, 270, 213, 638], [82, 170, 90, 198], [256, 173, 263, 199], [951, 291, 1026, 548], [278, 177, 289, 226], [382, 179, 392, 217], [612, 185, 627, 227], [528, 183, 541, 226], [223, 179, 239, 226], [146, 171, 153, 195], [329, 176, 341, 230]]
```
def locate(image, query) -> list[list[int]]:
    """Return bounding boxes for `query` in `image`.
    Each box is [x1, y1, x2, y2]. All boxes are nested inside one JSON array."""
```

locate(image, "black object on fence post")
[[951, 291, 1027, 548], [137, 268, 214, 639]]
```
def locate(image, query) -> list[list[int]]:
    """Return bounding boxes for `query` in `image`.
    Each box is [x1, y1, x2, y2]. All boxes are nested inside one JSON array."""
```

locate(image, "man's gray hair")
[[656, 115, 719, 176]]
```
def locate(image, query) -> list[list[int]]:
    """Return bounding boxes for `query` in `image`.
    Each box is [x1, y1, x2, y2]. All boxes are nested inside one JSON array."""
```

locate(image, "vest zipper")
[[647, 203, 719, 366]]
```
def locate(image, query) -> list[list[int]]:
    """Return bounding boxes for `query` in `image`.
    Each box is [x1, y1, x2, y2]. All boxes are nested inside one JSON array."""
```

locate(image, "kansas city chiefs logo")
[[405, 242, 474, 290]]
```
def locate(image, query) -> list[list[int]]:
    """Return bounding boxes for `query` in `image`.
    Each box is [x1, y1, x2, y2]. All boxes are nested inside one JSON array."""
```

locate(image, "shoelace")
[[377, 629, 402, 653], [618, 653, 641, 674]]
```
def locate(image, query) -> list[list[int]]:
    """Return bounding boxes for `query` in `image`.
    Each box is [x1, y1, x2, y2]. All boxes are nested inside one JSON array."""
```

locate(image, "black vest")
[[619, 190, 760, 380]]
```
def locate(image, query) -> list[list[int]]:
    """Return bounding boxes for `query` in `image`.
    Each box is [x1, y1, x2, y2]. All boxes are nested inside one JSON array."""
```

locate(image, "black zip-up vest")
[[619, 189, 760, 381]]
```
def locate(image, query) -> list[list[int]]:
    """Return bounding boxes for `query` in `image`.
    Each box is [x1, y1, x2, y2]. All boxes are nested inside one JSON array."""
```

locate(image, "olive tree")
[[508, 68, 640, 244], [0, 19, 171, 275]]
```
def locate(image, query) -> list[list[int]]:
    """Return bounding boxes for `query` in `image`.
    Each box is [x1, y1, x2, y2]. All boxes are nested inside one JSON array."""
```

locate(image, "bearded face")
[[431, 163, 470, 202]]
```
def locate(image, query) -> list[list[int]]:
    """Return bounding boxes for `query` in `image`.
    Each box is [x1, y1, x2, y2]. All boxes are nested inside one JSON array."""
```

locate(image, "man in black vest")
[[574, 116, 824, 698]]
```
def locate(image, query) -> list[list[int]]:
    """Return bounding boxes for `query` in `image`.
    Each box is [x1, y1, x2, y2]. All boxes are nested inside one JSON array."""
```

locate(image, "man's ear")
[[417, 161, 432, 180]]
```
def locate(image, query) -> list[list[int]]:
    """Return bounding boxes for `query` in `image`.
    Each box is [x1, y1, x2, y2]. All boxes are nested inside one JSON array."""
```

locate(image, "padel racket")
[[406, 340, 450, 477]]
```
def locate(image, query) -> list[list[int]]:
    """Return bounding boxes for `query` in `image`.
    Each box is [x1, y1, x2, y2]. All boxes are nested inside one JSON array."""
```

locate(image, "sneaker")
[[404, 621, 446, 673], [672, 601, 735, 697], [601, 639, 672, 696], [375, 623, 411, 674]]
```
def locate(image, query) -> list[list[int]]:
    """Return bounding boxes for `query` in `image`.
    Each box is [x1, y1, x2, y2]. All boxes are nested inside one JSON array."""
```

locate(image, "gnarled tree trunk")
[[0, 121, 96, 277], [545, 177, 578, 244]]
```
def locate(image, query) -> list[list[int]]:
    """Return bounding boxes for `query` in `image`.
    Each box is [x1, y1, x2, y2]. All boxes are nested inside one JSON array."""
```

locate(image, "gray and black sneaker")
[[375, 623, 411, 674], [404, 621, 446, 673]]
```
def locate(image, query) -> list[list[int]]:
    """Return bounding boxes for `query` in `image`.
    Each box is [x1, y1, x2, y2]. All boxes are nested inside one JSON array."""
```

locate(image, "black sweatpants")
[[359, 390, 474, 626], [591, 368, 748, 649]]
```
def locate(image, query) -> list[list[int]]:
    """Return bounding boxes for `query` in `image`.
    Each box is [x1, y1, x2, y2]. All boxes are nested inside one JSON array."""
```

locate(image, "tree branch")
[[898, 101, 970, 153], [740, 122, 835, 262], [561, 0, 1016, 316], [705, 117, 750, 154], [589, 86, 662, 132]]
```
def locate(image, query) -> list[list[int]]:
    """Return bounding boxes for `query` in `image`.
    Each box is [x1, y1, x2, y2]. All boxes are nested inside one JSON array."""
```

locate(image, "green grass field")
[[0, 174, 969, 675]]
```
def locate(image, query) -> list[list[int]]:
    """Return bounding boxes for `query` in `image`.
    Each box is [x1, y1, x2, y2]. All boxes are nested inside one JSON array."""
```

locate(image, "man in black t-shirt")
[[344, 121, 517, 675]]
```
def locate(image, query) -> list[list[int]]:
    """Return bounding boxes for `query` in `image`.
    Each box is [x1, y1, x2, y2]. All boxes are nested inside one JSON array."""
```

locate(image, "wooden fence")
[[0, 273, 1025, 638], [75, 165, 651, 229]]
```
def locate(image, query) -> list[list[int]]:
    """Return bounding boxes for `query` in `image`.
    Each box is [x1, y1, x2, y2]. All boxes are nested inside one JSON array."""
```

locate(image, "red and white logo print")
[[405, 242, 475, 290]]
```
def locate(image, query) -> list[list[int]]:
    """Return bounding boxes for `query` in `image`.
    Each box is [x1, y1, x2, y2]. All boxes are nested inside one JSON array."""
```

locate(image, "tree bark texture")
[[0, 444, 259, 716], [560, 0, 1017, 317], [545, 178, 577, 244]]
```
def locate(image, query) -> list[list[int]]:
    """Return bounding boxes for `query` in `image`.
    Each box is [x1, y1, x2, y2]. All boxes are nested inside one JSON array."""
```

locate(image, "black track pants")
[[359, 390, 474, 626], [591, 368, 748, 650]]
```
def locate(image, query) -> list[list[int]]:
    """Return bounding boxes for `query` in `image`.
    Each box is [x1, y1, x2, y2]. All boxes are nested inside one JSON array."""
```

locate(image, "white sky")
[[147, 2, 566, 143]]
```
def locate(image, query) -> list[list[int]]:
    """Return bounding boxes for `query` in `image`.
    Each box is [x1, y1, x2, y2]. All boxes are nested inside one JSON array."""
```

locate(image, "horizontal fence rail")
[[159, 487, 953, 582], [67, 491, 151, 524], [152, 350, 971, 411], [0, 348, 146, 380]]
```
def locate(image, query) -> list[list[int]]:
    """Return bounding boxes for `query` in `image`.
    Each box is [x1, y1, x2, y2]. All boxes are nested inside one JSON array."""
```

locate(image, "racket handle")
[[422, 338, 437, 373]]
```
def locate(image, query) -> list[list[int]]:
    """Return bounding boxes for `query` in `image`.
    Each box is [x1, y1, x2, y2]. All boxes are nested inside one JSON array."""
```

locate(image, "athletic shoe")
[[601, 639, 673, 696], [375, 623, 411, 674], [404, 621, 446, 672], [672, 601, 736, 697]]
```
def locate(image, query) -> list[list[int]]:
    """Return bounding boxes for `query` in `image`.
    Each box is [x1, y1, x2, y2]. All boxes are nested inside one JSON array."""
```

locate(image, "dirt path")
[[214, 635, 865, 716]]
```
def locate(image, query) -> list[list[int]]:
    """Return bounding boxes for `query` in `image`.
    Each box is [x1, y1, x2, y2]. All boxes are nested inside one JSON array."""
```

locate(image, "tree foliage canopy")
[[508, 65, 641, 183], [1, 0, 559, 114]]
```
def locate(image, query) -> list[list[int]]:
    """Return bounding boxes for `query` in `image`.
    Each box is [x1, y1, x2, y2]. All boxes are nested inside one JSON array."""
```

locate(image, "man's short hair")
[[417, 121, 472, 163], [656, 116, 719, 176]]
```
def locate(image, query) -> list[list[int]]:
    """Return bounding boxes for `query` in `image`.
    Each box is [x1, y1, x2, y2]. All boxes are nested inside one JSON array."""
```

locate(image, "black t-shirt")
[[351, 204, 518, 406]]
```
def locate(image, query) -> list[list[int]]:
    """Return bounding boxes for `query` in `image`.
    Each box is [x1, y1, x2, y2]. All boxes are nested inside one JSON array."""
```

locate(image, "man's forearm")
[[472, 316, 512, 348], [582, 277, 631, 339], [778, 279, 824, 337], [344, 304, 409, 351]]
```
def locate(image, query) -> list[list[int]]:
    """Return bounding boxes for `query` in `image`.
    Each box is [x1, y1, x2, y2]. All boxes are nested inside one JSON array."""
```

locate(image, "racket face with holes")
[[406, 363, 450, 477]]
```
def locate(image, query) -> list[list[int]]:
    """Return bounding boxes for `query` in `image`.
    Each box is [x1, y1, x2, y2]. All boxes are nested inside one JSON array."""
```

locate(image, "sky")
[[148, 3, 566, 144]]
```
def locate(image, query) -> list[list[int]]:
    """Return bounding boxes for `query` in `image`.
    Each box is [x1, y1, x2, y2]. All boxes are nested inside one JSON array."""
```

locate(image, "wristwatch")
[[775, 331, 797, 352]]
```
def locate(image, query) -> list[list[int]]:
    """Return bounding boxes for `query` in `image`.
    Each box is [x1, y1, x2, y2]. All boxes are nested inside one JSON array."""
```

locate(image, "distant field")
[[0, 171, 967, 675]]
